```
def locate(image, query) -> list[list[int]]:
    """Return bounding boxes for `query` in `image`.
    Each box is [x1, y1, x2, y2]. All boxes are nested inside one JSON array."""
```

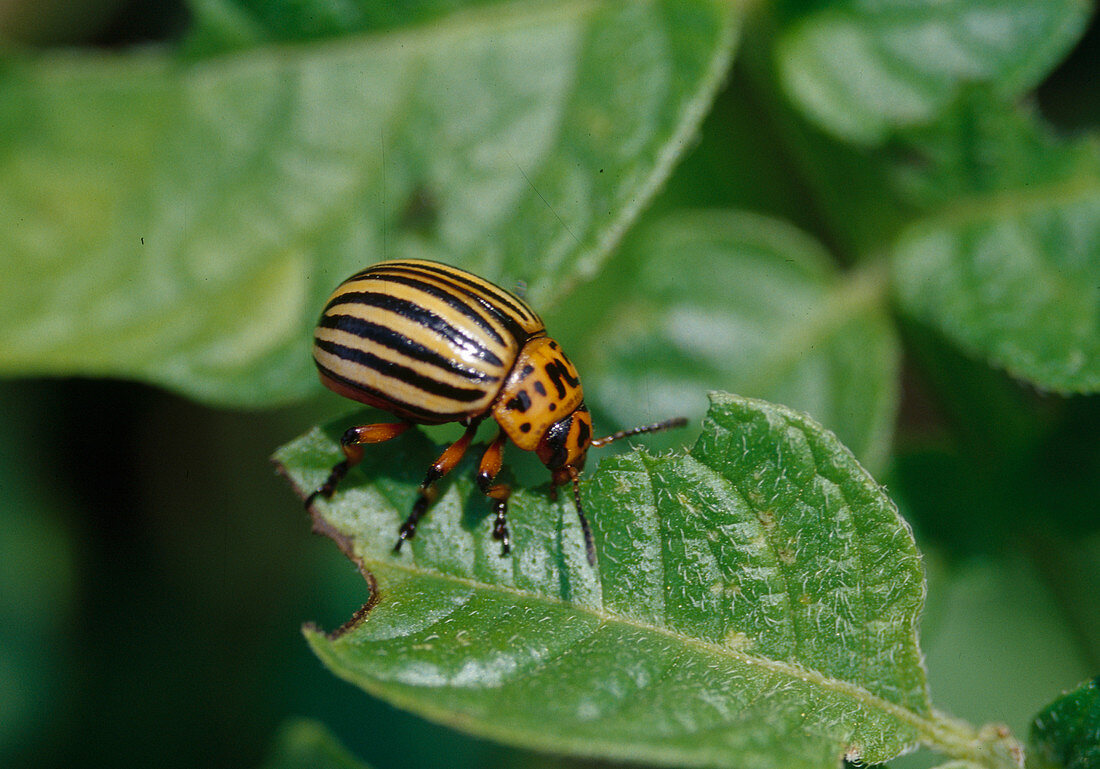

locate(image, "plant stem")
[[914, 710, 1024, 769]]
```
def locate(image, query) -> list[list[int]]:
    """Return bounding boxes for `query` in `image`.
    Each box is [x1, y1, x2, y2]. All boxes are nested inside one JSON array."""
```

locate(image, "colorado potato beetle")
[[305, 259, 686, 564]]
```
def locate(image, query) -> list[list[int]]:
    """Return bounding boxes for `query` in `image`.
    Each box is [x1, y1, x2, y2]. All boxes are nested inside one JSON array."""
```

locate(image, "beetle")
[[305, 259, 686, 564]]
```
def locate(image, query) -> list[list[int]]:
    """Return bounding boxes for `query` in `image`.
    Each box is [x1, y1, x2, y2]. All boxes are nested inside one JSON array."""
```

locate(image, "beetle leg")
[[476, 429, 512, 556], [306, 422, 411, 508], [564, 466, 597, 566], [395, 419, 482, 552]]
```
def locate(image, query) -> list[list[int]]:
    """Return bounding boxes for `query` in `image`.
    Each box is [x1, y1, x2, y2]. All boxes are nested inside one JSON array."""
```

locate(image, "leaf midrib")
[[348, 550, 937, 742], [904, 163, 1100, 235], [745, 261, 891, 398]]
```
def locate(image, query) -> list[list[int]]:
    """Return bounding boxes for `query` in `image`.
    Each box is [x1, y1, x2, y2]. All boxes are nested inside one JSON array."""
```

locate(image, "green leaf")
[[185, 0, 514, 52], [1029, 677, 1100, 769], [262, 719, 372, 769], [274, 392, 1004, 769], [0, 0, 738, 407], [568, 210, 899, 473], [890, 101, 1100, 394], [887, 92, 1100, 212], [774, 0, 1091, 144]]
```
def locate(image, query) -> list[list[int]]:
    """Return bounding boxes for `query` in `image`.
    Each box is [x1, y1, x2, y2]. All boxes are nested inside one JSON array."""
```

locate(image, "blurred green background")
[[2, 1, 1099, 768]]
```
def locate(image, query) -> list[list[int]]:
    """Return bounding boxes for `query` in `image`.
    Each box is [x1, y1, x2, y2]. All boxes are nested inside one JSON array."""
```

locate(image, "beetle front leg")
[[395, 419, 482, 552], [306, 422, 411, 508], [477, 429, 512, 556]]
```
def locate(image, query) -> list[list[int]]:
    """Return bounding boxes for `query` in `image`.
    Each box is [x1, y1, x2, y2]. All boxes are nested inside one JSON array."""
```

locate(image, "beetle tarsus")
[[394, 524, 414, 552], [394, 495, 430, 553], [306, 460, 349, 508], [491, 502, 511, 556]]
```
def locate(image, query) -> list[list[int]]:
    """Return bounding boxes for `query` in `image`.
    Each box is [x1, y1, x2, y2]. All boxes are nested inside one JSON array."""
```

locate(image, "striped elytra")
[[307, 259, 687, 565], [313, 259, 544, 424]]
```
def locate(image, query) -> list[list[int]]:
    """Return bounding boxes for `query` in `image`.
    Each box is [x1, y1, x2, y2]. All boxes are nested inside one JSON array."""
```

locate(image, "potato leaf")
[[775, 0, 1090, 144], [273, 393, 983, 769], [1030, 677, 1100, 769], [890, 101, 1100, 393]]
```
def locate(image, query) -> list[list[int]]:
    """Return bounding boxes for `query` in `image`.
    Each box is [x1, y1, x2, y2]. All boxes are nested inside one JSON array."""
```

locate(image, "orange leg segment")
[[306, 422, 411, 508], [394, 419, 482, 552], [477, 430, 512, 556]]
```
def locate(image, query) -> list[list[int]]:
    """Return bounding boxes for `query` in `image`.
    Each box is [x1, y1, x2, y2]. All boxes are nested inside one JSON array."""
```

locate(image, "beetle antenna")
[[591, 417, 688, 448], [568, 466, 597, 566]]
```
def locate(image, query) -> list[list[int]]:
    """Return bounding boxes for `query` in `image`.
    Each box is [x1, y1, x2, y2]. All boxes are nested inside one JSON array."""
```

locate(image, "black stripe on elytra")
[[398, 262, 535, 341], [354, 268, 507, 348], [313, 362, 467, 423], [315, 338, 488, 403], [406, 261, 536, 322], [323, 291, 504, 368], [319, 314, 498, 383]]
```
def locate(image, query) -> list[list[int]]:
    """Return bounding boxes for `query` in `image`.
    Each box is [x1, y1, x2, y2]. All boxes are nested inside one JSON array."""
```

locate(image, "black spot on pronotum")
[[520, 423, 532, 433], [506, 391, 531, 412], [543, 358, 580, 399]]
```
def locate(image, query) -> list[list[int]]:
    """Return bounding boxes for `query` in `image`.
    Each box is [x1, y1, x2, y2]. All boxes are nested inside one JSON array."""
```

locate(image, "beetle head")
[[536, 403, 592, 478], [535, 404, 597, 564]]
